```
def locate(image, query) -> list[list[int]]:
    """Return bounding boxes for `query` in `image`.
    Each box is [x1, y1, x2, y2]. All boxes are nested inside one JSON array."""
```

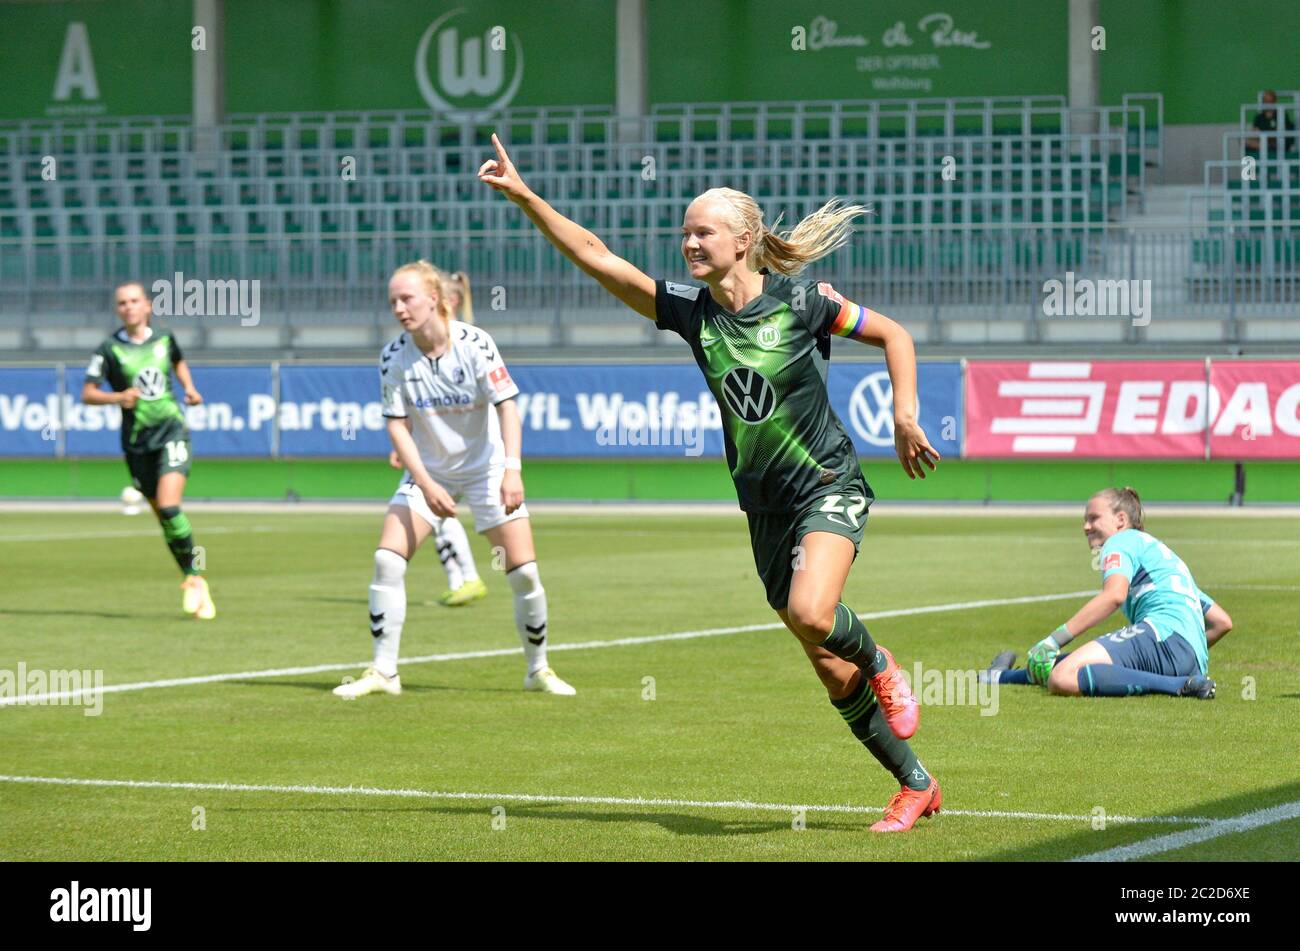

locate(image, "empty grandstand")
[[0, 0, 1296, 358]]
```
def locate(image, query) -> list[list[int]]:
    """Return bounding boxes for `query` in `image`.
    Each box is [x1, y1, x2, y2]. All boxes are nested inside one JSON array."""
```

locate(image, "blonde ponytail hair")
[[451, 270, 474, 325], [390, 259, 453, 324], [692, 188, 870, 276]]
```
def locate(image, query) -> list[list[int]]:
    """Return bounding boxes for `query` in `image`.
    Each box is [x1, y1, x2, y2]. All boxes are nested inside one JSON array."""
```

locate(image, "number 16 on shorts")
[[165, 440, 189, 468]]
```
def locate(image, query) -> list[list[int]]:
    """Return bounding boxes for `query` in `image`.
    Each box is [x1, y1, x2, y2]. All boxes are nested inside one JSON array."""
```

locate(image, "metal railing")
[[1, 225, 1293, 344]]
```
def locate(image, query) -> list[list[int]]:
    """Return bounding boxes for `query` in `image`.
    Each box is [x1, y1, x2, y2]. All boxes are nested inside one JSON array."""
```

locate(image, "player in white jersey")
[[334, 260, 575, 699], [385, 269, 485, 608]]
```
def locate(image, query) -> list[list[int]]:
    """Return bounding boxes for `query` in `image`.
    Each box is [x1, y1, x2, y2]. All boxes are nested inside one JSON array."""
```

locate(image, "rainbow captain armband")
[[819, 282, 871, 341]]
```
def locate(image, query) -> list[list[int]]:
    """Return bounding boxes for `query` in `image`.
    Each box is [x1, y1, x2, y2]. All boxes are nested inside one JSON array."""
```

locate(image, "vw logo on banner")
[[849, 370, 913, 446], [415, 8, 525, 119]]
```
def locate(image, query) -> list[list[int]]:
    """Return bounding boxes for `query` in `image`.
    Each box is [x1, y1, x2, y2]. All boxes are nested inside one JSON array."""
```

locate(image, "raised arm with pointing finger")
[[478, 133, 656, 320]]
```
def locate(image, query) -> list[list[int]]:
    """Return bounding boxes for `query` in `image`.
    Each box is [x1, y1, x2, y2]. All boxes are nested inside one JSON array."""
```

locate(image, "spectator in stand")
[[1246, 90, 1298, 158]]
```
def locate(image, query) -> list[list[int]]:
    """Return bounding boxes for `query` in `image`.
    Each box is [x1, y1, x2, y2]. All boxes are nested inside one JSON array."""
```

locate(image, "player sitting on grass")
[[479, 133, 940, 832], [385, 270, 486, 609], [986, 487, 1224, 699]]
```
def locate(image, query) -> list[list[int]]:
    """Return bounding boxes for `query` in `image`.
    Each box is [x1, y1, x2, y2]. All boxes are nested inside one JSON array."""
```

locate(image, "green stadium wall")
[[3, 0, 1295, 124], [3, 459, 1298, 504]]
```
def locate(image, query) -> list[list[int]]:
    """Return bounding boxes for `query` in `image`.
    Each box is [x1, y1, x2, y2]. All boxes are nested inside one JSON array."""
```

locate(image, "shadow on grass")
[[226, 679, 519, 695], [300, 596, 489, 610], [215, 801, 864, 838], [0, 607, 175, 620], [985, 779, 1300, 862]]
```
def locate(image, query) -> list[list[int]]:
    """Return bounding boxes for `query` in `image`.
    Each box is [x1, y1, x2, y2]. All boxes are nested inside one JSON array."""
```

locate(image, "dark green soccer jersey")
[[654, 272, 863, 513], [85, 328, 187, 452]]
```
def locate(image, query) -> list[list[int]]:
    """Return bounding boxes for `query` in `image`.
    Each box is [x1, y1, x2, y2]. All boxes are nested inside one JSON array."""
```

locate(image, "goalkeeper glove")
[[1026, 627, 1067, 685]]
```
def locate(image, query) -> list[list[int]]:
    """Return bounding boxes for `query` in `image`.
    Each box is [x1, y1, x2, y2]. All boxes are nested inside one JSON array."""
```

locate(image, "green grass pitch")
[[1, 508, 1297, 861]]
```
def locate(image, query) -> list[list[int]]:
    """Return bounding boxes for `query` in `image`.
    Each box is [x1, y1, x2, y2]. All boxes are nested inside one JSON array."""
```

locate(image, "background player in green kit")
[[479, 134, 943, 832], [82, 282, 215, 620]]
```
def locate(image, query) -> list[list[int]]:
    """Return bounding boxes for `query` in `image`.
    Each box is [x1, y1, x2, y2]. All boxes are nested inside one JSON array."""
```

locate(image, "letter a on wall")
[[53, 22, 100, 102]]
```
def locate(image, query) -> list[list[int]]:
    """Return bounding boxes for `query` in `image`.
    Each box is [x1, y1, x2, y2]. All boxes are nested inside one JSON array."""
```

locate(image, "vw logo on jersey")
[[415, 8, 524, 119], [133, 366, 166, 401], [756, 324, 781, 349], [849, 370, 919, 446], [721, 367, 776, 424]]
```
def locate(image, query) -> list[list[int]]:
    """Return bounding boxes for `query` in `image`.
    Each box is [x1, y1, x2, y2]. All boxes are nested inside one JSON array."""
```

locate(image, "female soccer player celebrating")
[[335, 260, 575, 699], [387, 269, 485, 608], [82, 282, 215, 619], [478, 135, 940, 831]]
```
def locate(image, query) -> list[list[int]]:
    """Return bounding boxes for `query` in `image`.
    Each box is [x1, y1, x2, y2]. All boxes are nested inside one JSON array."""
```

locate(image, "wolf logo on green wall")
[[415, 7, 524, 118]]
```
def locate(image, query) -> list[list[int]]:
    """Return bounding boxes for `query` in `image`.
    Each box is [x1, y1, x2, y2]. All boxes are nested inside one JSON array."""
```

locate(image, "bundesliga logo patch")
[[489, 366, 513, 392], [1103, 553, 1122, 570], [817, 282, 844, 305]]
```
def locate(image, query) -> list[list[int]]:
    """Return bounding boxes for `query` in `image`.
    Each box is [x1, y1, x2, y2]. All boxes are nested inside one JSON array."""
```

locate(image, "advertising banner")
[[965, 361, 1208, 459], [62, 366, 274, 456], [1207, 361, 1300, 460], [8, 360, 1295, 461], [0, 367, 60, 456]]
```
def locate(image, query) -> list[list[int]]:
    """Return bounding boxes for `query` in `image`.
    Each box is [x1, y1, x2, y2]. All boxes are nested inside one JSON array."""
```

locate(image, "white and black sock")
[[433, 518, 464, 591], [435, 517, 478, 588], [369, 548, 408, 678], [507, 561, 548, 675]]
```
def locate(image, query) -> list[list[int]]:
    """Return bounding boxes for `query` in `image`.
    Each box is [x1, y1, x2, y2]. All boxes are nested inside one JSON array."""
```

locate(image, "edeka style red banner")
[[966, 361, 1300, 459], [1207, 361, 1300, 460], [966, 361, 1207, 458]]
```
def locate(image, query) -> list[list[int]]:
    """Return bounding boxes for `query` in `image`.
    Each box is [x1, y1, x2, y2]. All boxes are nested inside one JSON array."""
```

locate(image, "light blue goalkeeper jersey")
[[1100, 529, 1210, 675]]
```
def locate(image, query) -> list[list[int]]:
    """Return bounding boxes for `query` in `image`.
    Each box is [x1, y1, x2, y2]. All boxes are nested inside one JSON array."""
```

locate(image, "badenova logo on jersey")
[[415, 8, 523, 119], [50, 882, 151, 931]]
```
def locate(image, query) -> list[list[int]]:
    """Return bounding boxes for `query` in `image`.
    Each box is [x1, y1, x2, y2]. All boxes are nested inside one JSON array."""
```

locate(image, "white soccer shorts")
[[389, 466, 529, 534]]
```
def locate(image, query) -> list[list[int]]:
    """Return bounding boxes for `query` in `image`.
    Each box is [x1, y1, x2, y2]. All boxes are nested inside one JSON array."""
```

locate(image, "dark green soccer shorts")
[[125, 428, 193, 500], [745, 476, 875, 611]]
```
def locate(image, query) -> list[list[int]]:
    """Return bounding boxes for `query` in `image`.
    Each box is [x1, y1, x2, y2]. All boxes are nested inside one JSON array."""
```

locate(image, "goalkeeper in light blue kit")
[[989, 487, 1230, 698]]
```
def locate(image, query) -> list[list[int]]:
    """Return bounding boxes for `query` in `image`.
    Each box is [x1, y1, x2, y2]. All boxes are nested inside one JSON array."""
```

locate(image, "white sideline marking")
[[1072, 800, 1300, 862], [0, 590, 1095, 707], [0, 774, 1212, 826]]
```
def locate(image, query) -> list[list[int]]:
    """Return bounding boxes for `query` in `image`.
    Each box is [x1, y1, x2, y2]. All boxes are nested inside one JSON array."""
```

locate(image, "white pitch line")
[[0, 589, 1095, 708], [1072, 800, 1300, 862], [0, 775, 1212, 826]]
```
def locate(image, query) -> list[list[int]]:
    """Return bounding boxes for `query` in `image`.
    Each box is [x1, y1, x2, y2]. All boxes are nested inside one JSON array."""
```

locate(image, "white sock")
[[507, 561, 548, 675], [435, 517, 478, 587], [369, 549, 408, 678], [433, 519, 464, 591]]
